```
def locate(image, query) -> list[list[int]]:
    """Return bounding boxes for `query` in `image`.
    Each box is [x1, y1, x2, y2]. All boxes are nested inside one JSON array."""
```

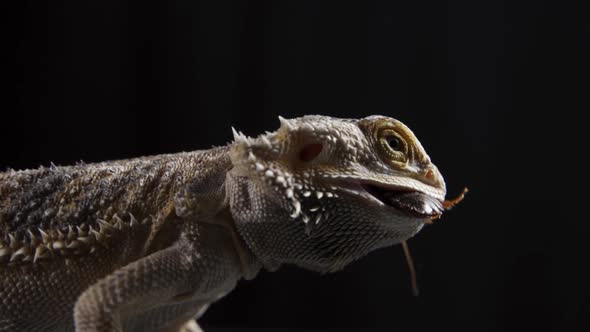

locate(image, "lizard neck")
[[171, 145, 263, 279], [208, 208, 262, 280]]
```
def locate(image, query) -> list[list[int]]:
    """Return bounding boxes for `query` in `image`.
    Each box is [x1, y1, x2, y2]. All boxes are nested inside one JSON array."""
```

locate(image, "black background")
[[4, 1, 588, 331]]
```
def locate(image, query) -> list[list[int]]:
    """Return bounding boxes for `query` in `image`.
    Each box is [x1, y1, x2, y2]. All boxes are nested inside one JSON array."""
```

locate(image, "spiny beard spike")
[[231, 127, 248, 144]]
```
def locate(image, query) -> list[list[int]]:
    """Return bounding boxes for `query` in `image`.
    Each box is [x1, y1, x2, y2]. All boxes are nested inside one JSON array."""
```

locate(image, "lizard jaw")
[[361, 183, 444, 219], [333, 179, 445, 220]]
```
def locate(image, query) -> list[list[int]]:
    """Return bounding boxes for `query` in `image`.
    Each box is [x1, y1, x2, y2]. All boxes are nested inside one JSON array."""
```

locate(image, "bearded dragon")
[[0, 115, 463, 332]]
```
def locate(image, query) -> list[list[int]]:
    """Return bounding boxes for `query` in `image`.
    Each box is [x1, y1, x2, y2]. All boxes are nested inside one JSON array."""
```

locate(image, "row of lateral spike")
[[0, 213, 150, 264]]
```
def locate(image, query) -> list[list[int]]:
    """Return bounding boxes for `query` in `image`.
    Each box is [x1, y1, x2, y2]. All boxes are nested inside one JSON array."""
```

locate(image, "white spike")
[[113, 214, 124, 229], [260, 135, 272, 148], [301, 123, 314, 133], [27, 230, 37, 244], [67, 226, 76, 240], [264, 169, 274, 178], [303, 191, 311, 197], [77, 236, 92, 244], [76, 226, 87, 236], [316, 191, 324, 199], [129, 213, 138, 226], [276, 176, 286, 187], [326, 192, 334, 198], [97, 219, 113, 229], [8, 234, 18, 248], [91, 229, 104, 242], [255, 163, 265, 172], [33, 246, 47, 263], [11, 247, 30, 262], [97, 220, 112, 234], [278, 115, 295, 130], [309, 206, 320, 212], [66, 240, 81, 249], [39, 228, 51, 243], [313, 214, 322, 224], [286, 188, 294, 199], [248, 151, 256, 161], [302, 214, 310, 224], [290, 200, 302, 219], [231, 127, 247, 143]]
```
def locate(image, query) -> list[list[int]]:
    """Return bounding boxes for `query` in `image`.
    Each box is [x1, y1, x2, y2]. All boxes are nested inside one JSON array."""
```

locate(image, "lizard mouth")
[[361, 183, 444, 219]]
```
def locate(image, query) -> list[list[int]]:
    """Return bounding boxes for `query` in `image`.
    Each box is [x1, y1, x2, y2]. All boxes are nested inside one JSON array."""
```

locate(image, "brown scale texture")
[[0, 147, 229, 240], [1, 245, 125, 331], [0, 146, 242, 331]]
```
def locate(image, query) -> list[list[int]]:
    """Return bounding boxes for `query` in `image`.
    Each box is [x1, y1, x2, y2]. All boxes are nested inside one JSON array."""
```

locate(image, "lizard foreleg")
[[73, 244, 193, 332]]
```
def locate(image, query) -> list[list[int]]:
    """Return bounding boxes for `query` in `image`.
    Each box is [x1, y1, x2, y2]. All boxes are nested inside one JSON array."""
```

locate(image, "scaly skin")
[[0, 115, 454, 332]]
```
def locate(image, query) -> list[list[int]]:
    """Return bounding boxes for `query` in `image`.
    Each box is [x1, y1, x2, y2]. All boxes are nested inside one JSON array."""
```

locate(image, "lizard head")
[[227, 115, 447, 272]]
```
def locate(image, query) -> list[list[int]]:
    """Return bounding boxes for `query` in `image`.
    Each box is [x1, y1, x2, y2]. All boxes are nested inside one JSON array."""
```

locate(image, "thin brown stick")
[[401, 240, 419, 297]]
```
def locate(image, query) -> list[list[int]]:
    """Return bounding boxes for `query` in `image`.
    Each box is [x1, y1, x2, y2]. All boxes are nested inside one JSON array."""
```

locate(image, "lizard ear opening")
[[299, 143, 323, 162]]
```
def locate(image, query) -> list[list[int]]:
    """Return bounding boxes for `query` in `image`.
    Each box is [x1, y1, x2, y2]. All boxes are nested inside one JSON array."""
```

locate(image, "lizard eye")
[[378, 128, 408, 165], [386, 136, 402, 151]]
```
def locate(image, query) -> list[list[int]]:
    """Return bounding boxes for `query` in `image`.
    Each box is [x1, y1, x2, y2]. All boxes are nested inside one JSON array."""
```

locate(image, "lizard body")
[[0, 115, 455, 332]]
